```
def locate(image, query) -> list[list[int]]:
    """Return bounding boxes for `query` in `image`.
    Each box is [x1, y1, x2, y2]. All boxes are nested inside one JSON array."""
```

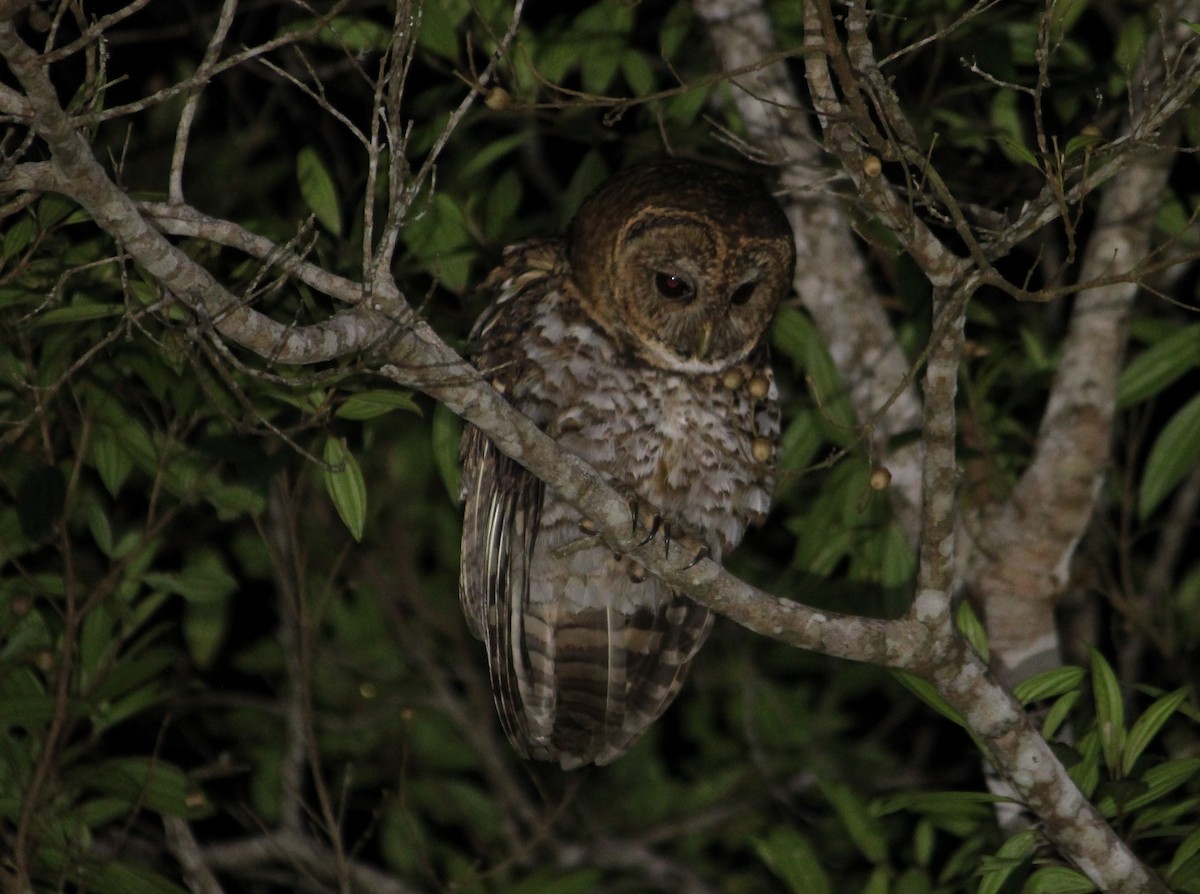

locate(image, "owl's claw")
[[627, 496, 678, 559], [638, 514, 662, 547], [682, 545, 710, 570]]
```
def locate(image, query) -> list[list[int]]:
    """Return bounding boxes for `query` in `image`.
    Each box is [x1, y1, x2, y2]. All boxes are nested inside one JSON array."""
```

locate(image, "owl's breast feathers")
[[460, 238, 780, 768]]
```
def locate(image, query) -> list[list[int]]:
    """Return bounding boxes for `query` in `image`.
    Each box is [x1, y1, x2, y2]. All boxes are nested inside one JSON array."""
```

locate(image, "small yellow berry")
[[863, 155, 882, 177], [751, 437, 775, 463], [485, 87, 512, 110], [869, 467, 892, 490]]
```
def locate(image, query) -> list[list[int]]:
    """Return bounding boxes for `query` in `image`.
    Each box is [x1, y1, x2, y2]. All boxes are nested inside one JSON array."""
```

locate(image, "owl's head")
[[567, 159, 795, 372]]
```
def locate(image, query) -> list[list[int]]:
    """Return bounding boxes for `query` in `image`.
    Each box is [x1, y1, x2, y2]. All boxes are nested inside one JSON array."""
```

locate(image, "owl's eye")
[[654, 272, 694, 303], [730, 281, 758, 306]]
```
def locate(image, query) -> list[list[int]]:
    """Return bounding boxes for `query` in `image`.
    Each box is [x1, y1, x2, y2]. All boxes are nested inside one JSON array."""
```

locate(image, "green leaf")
[[1130, 795, 1200, 833], [955, 600, 988, 661], [17, 465, 66, 541], [1042, 690, 1082, 740], [460, 131, 529, 177], [771, 305, 854, 435], [177, 552, 238, 604], [1114, 15, 1147, 72], [819, 780, 888, 864], [1118, 323, 1200, 407], [895, 868, 935, 894], [912, 818, 935, 866], [323, 16, 392, 52], [860, 866, 889, 894], [3, 214, 35, 260], [1169, 825, 1200, 878], [336, 389, 422, 420], [323, 436, 367, 541], [991, 91, 1038, 167], [0, 696, 57, 729], [1063, 132, 1103, 160], [296, 147, 342, 236], [621, 51, 656, 96], [207, 484, 267, 519], [403, 192, 475, 291], [1123, 687, 1188, 775], [432, 402, 463, 501], [416, 0, 466, 62], [143, 553, 237, 605], [977, 829, 1038, 894], [1068, 728, 1102, 797], [874, 790, 1008, 817], [1122, 757, 1200, 811], [28, 301, 123, 328], [1090, 648, 1125, 775], [659, 1, 692, 60], [483, 168, 523, 242], [580, 47, 621, 94], [76, 757, 195, 818], [892, 671, 967, 729], [92, 861, 191, 894], [1023, 865, 1096, 893], [559, 151, 609, 227], [753, 826, 832, 894], [1139, 391, 1200, 519], [1013, 665, 1085, 705], [87, 500, 114, 555], [184, 600, 228, 670], [879, 521, 917, 588]]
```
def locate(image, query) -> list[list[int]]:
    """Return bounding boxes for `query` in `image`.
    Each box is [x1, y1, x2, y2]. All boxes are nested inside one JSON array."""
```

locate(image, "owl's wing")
[[462, 420, 714, 768], [459, 240, 716, 768], [458, 421, 546, 753]]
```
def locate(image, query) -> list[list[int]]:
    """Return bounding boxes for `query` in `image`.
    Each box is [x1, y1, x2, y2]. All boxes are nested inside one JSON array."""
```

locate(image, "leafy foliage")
[[2, 0, 1198, 892]]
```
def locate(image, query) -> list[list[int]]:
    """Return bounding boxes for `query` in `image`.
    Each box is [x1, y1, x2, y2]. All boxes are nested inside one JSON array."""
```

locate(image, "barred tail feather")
[[499, 595, 712, 769]]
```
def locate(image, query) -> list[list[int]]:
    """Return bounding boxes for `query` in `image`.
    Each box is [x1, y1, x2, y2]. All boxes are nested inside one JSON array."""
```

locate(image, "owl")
[[459, 159, 795, 769]]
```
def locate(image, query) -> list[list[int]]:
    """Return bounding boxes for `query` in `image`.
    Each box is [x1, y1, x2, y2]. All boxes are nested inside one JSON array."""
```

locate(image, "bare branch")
[[170, 0, 237, 203], [201, 832, 424, 894]]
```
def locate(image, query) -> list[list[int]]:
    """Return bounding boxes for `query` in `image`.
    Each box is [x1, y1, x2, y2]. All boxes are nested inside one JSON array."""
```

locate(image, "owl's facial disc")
[[565, 161, 796, 372], [602, 216, 782, 370]]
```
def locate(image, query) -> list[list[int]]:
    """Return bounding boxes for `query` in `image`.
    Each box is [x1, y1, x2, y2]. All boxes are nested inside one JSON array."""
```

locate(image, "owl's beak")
[[694, 321, 714, 360]]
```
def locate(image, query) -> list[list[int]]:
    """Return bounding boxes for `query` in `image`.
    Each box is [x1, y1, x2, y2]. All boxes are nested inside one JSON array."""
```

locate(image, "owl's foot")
[[627, 496, 676, 559]]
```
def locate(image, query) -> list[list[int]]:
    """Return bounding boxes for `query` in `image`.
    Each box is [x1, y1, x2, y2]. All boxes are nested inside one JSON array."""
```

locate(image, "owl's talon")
[[682, 545, 710, 570], [627, 495, 640, 537], [578, 518, 599, 536], [662, 521, 672, 560], [638, 514, 662, 547]]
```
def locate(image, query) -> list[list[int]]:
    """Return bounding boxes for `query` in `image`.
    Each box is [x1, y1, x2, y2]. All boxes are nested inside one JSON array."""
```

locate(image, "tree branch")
[[0, 7, 1184, 892], [694, 0, 926, 538], [962, 0, 1195, 687]]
